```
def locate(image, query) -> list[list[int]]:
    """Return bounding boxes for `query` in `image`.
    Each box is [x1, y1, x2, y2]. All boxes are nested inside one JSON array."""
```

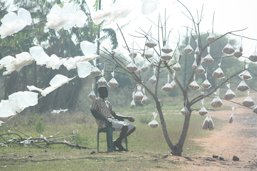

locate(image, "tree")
[[1, 0, 257, 156], [0, 0, 98, 113], [101, 0, 256, 156]]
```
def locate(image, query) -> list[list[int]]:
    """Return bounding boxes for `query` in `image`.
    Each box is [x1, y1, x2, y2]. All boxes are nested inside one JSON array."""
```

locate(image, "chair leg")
[[106, 127, 114, 152], [125, 136, 128, 151], [97, 131, 100, 152]]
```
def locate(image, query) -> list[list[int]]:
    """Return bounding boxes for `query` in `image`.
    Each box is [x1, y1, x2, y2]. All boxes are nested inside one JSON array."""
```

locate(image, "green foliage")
[[0, 0, 99, 113], [102, 28, 118, 49], [138, 114, 152, 124], [27, 113, 45, 133]]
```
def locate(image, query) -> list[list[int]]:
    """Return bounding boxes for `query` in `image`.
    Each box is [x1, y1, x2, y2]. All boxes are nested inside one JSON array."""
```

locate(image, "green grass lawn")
[[0, 105, 223, 171]]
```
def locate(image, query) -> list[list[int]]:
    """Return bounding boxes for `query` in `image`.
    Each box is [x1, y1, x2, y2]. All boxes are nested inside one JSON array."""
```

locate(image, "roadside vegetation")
[[0, 102, 223, 171]]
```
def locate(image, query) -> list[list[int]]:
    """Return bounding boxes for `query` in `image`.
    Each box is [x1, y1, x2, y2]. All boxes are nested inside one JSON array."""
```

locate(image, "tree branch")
[[190, 68, 245, 106]]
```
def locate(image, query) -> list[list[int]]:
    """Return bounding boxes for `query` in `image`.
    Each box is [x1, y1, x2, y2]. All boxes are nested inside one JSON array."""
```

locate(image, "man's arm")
[[111, 111, 135, 122], [106, 100, 135, 122]]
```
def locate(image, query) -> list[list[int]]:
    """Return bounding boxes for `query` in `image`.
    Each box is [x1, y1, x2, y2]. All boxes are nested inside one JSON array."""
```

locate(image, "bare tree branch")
[[190, 68, 245, 106]]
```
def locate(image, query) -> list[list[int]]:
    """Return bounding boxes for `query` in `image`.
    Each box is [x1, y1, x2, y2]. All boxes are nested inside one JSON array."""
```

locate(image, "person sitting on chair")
[[90, 86, 136, 151]]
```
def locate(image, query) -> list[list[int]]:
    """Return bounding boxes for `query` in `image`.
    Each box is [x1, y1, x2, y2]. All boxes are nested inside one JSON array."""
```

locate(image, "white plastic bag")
[[148, 112, 159, 128], [224, 84, 235, 100], [237, 80, 249, 91]]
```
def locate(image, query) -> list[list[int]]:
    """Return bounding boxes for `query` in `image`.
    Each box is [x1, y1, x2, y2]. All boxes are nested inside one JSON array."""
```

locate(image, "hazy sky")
[[88, 0, 257, 56], [5, 0, 257, 56]]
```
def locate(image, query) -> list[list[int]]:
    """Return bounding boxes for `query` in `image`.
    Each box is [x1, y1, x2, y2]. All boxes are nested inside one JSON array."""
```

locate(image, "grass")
[[0, 104, 224, 171]]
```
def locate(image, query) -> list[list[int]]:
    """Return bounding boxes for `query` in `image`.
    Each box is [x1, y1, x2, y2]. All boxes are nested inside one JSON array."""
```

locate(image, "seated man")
[[90, 86, 136, 151]]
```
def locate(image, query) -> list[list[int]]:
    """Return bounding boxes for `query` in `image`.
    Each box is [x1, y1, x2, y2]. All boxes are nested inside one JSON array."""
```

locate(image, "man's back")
[[91, 97, 113, 128]]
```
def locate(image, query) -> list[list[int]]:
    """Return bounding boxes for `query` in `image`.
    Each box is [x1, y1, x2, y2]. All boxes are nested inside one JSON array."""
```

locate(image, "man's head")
[[98, 86, 108, 99]]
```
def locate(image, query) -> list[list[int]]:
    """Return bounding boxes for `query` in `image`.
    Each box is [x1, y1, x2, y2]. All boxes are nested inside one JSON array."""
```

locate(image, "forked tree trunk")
[[174, 113, 191, 156], [155, 98, 192, 156]]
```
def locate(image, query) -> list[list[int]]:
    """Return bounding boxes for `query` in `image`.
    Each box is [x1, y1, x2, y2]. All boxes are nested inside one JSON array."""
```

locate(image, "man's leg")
[[114, 125, 128, 151], [127, 126, 136, 137], [108, 118, 136, 151]]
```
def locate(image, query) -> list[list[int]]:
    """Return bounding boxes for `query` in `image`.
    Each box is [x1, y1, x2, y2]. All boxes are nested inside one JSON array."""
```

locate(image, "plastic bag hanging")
[[97, 70, 107, 87], [148, 112, 159, 128], [129, 41, 137, 58], [181, 99, 190, 116], [207, 32, 216, 43], [173, 63, 181, 72], [167, 72, 176, 89], [201, 73, 211, 89], [134, 84, 144, 101], [202, 115, 214, 130], [181, 106, 190, 116], [183, 29, 193, 54], [195, 64, 205, 75], [144, 48, 154, 59], [173, 57, 181, 71], [145, 33, 157, 48], [229, 106, 235, 123], [234, 34, 243, 58], [202, 79, 211, 89], [130, 92, 136, 108], [90, 59, 101, 77], [208, 116, 215, 130], [141, 88, 150, 105], [239, 70, 252, 80], [253, 105, 257, 114], [249, 45, 257, 62], [161, 52, 172, 61], [184, 44, 193, 54], [242, 91, 255, 107], [234, 46, 243, 58], [192, 54, 197, 70], [162, 39, 173, 54], [222, 40, 235, 54], [141, 59, 150, 72], [229, 113, 234, 123], [88, 82, 96, 100], [224, 83, 236, 100], [239, 65, 252, 80], [108, 70, 119, 88], [237, 80, 249, 91], [126, 60, 138, 72], [199, 99, 208, 116], [211, 90, 223, 108], [189, 75, 200, 90], [148, 68, 157, 84], [212, 63, 224, 79], [162, 73, 174, 91], [194, 39, 200, 55], [202, 116, 209, 130], [202, 46, 214, 65], [234, 38, 243, 58]]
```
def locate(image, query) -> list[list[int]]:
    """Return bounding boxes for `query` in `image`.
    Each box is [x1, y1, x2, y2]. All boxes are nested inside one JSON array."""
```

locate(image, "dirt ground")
[[167, 101, 257, 171]]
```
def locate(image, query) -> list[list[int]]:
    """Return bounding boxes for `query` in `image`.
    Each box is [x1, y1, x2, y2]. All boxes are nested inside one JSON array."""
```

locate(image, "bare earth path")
[[166, 103, 257, 171]]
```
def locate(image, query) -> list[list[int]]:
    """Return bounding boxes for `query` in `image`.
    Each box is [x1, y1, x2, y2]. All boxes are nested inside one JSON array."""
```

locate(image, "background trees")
[[0, 0, 98, 113]]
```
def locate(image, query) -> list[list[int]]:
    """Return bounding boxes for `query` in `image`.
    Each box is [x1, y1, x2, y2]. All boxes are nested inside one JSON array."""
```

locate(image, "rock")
[[90, 151, 96, 154], [219, 156, 225, 161], [232, 155, 240, 161], [212, 154, 219, 159]]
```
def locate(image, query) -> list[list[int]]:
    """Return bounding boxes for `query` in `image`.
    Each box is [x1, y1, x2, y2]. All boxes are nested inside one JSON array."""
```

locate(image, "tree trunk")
[[155, 99, 175, 152], [156, 97, 192, 156], [175, 111, 191, 156]]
